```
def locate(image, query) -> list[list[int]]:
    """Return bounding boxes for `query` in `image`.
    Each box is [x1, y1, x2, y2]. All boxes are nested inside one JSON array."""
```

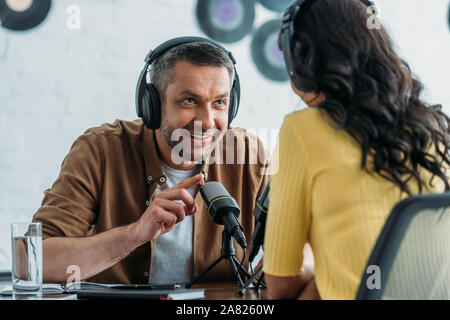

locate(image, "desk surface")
[[192, 282, 267, 300], [0, 281, 267, 300]]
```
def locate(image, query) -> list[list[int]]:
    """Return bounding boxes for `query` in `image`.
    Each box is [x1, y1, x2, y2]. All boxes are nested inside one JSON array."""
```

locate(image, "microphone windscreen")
[[200, 181, 231, 204]]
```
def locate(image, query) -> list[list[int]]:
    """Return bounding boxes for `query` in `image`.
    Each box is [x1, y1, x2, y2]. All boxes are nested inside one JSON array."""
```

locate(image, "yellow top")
[[263, 107, 447, 300]]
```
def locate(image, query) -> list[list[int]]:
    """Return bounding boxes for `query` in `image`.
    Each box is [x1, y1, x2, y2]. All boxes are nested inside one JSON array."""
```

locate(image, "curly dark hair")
[[280, 0, 450, 195]]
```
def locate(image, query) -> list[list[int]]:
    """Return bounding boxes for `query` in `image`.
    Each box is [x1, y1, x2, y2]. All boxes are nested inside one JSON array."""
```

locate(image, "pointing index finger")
[[172, 173, 205, 190]]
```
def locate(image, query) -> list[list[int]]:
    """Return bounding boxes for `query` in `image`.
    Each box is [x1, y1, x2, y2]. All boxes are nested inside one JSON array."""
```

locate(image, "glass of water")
[[11, 222, 43, 299]]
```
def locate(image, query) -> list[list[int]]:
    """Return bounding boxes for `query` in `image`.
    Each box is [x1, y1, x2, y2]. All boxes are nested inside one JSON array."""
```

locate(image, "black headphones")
[[280, 0, 376, 86], [135, 36, 241, 130]]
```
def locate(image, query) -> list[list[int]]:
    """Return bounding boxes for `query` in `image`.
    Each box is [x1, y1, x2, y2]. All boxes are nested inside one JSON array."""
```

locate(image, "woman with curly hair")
[[263, 0, 450, 299]]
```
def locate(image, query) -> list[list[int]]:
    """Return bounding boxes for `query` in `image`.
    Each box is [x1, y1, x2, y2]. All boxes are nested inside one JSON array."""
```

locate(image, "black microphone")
[[200, 181, 247, 249], [249, 179, 270, 264]]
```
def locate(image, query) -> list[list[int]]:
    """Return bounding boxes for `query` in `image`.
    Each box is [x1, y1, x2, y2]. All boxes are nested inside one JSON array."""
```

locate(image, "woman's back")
[[263, 0, 450, 300], [264, 107, 448, 299]]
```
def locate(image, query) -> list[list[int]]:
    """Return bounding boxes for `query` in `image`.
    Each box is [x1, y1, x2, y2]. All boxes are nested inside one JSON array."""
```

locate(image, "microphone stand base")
[[238, 265, 266, 296], [186, 229, 251, 290]]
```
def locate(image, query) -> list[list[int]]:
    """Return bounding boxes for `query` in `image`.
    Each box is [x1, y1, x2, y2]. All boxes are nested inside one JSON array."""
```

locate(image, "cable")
[[240, 248, 246, 271], [249, 257, 255, 283], [235, 248, 246, 285]]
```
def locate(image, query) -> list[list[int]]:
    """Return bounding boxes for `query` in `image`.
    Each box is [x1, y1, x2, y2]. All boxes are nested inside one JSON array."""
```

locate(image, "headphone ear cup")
[[146, 84, 162, 130], [228, 88, 237, 126], [228, 73, 240, 125], [140, 85, 152, 129], [136, 69, 147, 118], [141, 84, 160, 130]]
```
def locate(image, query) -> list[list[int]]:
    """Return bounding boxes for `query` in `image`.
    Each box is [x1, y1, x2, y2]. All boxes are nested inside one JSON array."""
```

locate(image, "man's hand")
[[41, 172, 204, 283], [132, 173, 204, 244]]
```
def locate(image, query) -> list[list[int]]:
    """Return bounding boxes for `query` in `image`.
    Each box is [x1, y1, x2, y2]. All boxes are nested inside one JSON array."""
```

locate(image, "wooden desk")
[[192, 282, 267, 300]]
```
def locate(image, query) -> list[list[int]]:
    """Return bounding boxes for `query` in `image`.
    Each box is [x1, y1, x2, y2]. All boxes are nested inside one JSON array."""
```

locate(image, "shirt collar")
[[142, 127, 166, 185]]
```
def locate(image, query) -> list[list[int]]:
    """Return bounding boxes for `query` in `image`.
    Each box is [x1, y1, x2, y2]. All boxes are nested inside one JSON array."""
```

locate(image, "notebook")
[[0, 281, 203, 298], [75, 287, 205, 300]]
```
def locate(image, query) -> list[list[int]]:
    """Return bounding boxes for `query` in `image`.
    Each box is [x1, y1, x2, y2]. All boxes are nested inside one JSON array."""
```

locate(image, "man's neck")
[[155, 129, 198, 171]]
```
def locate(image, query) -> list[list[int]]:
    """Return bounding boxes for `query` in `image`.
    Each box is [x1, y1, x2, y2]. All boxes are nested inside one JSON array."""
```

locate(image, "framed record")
[[196, 0, 255, 43], [251, 19, 289, 82], [0, 0, 51, 31], [258, 0, 292, 13]]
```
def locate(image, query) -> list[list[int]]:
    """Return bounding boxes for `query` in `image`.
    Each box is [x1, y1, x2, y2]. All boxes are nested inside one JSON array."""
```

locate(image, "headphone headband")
[[145, 36, 237, 65]]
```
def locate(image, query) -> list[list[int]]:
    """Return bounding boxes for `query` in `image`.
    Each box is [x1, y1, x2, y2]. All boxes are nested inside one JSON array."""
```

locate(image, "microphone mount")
[[186, 229, 251, 290]]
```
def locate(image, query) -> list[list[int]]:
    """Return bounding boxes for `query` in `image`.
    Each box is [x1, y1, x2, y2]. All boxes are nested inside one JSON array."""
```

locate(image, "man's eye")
[[216, 100, 226, 107], [183, 98, 196, 104]]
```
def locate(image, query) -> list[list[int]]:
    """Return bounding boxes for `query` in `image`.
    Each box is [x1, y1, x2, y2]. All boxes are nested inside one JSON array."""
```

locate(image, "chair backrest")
[[356, 192, 450, 300]]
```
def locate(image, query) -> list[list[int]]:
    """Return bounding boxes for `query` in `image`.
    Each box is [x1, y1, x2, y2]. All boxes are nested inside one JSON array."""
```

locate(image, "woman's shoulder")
[[283, 107, 361, 161], [284, 107, 337, 138]]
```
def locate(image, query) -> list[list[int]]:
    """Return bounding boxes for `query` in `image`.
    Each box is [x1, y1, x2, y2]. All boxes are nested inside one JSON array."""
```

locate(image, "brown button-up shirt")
[[32, 119, 270, 284]]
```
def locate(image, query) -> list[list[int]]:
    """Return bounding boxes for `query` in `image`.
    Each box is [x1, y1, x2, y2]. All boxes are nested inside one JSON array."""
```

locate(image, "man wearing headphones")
[[32, 37, 270, 285]]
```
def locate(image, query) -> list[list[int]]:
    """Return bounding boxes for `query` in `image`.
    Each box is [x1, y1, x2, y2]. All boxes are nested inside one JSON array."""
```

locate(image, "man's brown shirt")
[[32, 119, 270, 284]]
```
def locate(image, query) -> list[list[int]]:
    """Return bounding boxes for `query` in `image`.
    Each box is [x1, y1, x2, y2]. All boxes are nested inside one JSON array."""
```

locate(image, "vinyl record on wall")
[[0, 0, 51, 31], [251, 19, 289, 82], [258, 0, 292, 13], [196, 0, 255, 43]]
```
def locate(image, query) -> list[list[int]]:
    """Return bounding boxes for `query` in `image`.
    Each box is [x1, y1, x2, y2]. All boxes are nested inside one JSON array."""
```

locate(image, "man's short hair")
[[149, 42, 235, 105]]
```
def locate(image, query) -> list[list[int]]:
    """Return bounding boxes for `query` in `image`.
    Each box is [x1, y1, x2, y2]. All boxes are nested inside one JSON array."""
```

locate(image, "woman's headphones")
[[135, 36, 241, 130], [280, 0, 376, 87]]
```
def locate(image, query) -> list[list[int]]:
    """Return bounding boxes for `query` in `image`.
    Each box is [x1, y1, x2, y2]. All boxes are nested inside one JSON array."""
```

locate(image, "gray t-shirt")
[[148, 162, 202, 285]]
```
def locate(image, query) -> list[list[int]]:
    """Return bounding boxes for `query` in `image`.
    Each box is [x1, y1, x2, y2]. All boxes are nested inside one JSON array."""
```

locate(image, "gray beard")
[[160, 117, 210, 163]]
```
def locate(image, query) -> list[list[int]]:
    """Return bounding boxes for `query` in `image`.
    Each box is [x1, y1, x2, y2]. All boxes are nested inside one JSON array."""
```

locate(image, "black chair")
[[356, 192, 450, 300]]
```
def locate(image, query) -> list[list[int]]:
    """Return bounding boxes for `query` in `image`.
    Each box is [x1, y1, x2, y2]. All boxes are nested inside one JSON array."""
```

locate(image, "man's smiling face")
[[158, 60, 231, 163]]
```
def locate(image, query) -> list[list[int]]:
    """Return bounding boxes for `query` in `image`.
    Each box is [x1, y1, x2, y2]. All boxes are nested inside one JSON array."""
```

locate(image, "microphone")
[[249, 179, 270, 264], [200, 181, 247, 249]]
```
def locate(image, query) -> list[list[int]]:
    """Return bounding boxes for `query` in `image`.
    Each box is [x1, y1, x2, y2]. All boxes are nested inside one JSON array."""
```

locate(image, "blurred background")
[[0, 0, 449, 272]]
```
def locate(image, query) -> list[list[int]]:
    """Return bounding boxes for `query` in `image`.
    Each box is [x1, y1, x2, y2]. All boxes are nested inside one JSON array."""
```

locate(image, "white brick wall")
[[0, 0, 449, 269]]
